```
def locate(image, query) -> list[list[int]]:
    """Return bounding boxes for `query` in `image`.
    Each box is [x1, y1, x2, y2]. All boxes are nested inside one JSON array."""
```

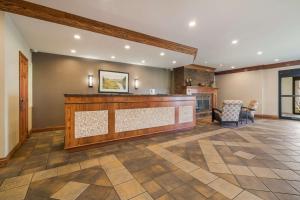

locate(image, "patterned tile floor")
[[1, 119, 300, 199]]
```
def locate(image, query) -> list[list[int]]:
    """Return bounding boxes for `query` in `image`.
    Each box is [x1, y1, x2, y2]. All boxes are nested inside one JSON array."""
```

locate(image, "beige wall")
[[0, 12, 32, 157], [216, 65, 300, 116], [0, 12, 5, 157], [32, 52, 171, 129]]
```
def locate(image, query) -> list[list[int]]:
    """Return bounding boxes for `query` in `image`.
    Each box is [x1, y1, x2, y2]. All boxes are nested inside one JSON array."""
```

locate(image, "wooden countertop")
[[64, 93, 192, 97], [64, 93, 196, 104]]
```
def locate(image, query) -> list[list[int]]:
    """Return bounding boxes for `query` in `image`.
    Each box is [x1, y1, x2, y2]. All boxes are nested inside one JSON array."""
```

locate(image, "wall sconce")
[[88, 75, 93, 88], [134, 79, 139, 90]]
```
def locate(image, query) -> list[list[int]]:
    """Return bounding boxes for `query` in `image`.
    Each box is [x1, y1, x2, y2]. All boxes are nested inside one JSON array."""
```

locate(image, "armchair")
[[212, 100, 243, 126], [240, 100, 259, 123]]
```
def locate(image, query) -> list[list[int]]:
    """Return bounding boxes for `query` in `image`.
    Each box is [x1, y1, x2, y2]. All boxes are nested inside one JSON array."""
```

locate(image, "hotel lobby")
[[1, 1, 300, 200]]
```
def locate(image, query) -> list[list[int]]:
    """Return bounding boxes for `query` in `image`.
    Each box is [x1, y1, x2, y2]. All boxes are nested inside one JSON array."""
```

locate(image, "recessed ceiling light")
[[231, 39, 239, 45], [257, 51, 263, 55], [274, 58, 280, 62], [111, 56, 116, 59], [141, 60, 145, 64], [74, 34, 81, 40], [160, 52, 165, 56], [189, 20, 196, 27], [231, 66, 235, 69], [70, 49, 76, 53], [172, 60, 177, 64], [124, 45, 130, 49]]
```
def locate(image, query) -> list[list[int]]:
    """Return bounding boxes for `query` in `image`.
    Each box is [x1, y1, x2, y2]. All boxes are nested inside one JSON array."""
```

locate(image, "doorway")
[[19, 51, 28, 143], [279, 68, 300, 120]]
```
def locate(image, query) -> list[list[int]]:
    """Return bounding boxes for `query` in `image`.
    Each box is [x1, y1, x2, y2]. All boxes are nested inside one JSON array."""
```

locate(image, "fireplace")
[[196, 94, 212, 118], [176, 86, 218, 119]]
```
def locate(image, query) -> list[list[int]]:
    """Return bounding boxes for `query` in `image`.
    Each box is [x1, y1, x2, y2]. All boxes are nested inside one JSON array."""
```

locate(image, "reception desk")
[[64, 94, 196, 149]]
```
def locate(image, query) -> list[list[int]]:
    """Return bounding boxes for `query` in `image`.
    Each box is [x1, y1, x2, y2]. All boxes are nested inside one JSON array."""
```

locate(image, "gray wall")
[[32, 52, 171, 129]]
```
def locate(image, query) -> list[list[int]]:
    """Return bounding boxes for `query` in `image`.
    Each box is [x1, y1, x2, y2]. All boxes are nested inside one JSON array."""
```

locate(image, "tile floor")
[[1, 119, 300, 199]]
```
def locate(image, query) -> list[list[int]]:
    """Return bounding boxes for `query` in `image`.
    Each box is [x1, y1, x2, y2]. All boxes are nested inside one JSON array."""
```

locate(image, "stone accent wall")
[[173, 66, 214, 93], [185, 68, 214, 86]]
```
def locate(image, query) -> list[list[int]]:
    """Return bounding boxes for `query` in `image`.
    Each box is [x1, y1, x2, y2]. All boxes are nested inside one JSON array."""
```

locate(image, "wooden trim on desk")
[[66, 126, 194, 152], [0, 142, 21, 167], [64, 95, 196, 104], [31, 125, 65, 133], [215, 60, 300, 75], [65, 101, 196, 149], [64, 95, 196, 149], [0, 0, 198, 58]]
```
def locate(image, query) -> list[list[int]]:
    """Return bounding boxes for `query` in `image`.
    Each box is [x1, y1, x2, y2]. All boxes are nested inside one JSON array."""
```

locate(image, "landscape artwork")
[[99, 70, 129, 93]]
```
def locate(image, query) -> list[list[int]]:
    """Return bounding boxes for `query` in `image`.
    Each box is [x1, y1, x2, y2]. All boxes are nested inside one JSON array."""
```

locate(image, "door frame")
[[19, 51, 28, 143], [292, 77, 300, 115], [278, 68, 300, 121]]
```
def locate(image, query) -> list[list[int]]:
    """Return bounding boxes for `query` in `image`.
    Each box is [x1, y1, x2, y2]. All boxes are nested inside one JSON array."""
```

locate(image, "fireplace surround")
[[177, 86, 218, 118]]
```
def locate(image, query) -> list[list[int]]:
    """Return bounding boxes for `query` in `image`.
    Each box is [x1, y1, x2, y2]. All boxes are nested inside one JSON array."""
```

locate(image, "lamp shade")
[[88, 75, 93, 88]]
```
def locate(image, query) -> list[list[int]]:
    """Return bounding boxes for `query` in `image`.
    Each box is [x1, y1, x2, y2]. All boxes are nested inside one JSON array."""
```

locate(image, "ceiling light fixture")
[[70, 49, 76, 53], [231, 39, 239, 45], [111, 56, 116, 59], [189, 21, 196, 27], [274, 58, 280, 62], [74, 34, 81, 40], [172, 60, 177, 64], [257, 51, 263, 55], [141, 60, 145, 64], [160, 52, 165, 56], [124, 45, 130, 49], [231, 66, 235, 69]]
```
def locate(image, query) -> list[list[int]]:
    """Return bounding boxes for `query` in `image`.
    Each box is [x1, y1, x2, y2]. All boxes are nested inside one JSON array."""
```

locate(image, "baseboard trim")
[[31, 125, 65, 133], [256, 114, 279, 120], [0, 142, 22, 167]]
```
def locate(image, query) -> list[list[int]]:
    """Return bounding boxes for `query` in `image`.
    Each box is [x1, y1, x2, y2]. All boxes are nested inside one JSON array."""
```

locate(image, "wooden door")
[[19, 52, 28, 143]]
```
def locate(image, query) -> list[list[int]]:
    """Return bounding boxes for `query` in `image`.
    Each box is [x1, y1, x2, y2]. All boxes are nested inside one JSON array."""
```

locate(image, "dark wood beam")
[[215, 60, 300, 75], [185, 64, 216, 72], [0, 0, 198, 58]]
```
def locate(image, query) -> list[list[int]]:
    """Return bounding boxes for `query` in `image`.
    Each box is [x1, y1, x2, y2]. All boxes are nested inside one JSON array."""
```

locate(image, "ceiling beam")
[[0, 0, 198, 58], [215, 60, 300, 75], [184, 64, 216, 72]]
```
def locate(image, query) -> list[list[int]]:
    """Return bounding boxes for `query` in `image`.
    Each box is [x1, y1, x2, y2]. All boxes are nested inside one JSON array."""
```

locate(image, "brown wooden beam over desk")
[[0, 0, 198, 58], [64, 94, 196, 149]]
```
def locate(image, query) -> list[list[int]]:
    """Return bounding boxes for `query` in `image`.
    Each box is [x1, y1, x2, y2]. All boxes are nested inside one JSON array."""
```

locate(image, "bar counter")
[[64, 94, 196, 149]]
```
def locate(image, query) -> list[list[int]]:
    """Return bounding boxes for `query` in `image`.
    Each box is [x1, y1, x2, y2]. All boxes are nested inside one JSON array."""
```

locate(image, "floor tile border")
[[147, 145, 262, 199]]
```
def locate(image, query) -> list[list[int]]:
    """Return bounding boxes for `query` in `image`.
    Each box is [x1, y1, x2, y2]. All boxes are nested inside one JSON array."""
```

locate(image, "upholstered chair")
[[212, 100, 243, 126], [296, 101, 300, 114], [241, 100, 259, 123]]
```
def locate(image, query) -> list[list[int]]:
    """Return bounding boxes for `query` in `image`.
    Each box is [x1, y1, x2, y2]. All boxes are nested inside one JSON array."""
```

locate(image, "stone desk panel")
[[115, 107, 175, 132], [75, 110, 108, 138], [179, 105, 194, 123]]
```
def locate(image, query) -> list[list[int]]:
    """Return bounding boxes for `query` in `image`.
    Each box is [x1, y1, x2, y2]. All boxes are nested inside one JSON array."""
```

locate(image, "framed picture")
[[99, 70, 129, 93]]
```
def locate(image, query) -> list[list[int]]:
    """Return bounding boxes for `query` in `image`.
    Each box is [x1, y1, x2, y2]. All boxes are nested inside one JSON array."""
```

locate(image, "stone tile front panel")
[[115, 107, 175, 133], [75, 110, 108, 138], [179, 106, 193, 123]]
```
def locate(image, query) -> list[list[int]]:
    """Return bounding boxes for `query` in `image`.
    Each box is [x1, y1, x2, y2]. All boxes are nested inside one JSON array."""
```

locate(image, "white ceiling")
[[10, 14, 193, 69], [17, 0, 300, 70]]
